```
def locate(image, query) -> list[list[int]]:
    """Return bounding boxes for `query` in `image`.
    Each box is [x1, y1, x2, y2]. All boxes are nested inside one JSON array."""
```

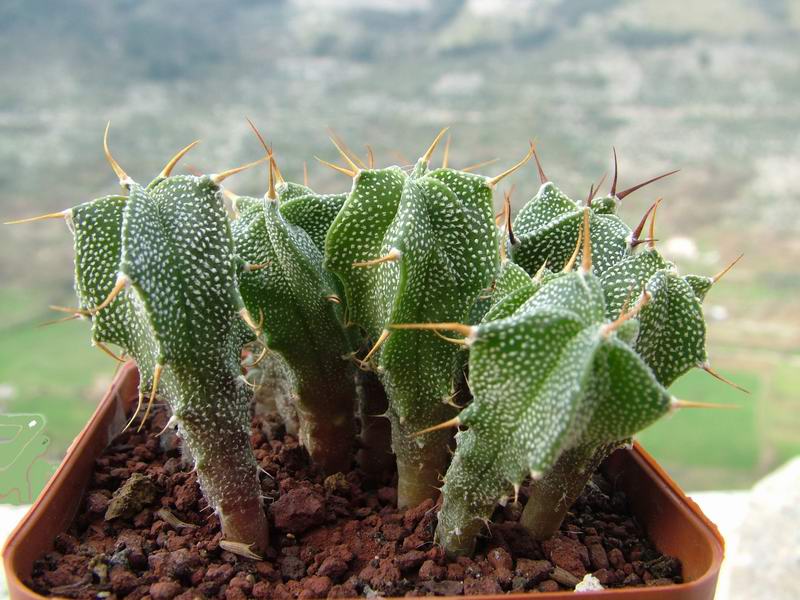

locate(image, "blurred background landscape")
[[1, 0, 798, 493]]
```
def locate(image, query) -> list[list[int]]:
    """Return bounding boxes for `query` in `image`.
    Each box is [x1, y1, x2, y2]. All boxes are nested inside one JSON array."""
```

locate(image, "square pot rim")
[[3, 362, 724, 599]]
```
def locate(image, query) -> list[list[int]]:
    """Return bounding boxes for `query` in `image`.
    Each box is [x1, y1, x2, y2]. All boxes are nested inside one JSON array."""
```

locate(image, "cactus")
[[324, 132, 533, 507], [231, 144, 357, 475], [8, 126, 745, 564], [517, 232, 743, 540], [279, 166, 394, 478], [421, 212, 671, 555], [16, 128, 271, 557], [417, 192, 741, 556]]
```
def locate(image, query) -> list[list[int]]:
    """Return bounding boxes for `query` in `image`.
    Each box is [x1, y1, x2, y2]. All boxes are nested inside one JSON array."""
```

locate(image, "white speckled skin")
[[70, 174, 268, 553], [601, 248, 708, 386], [436, 268, 672, 555], [436, 179, 716, 555], [510, 183, 630, 278], [231, 184, 357, 475], [326, 158, 499, 507]]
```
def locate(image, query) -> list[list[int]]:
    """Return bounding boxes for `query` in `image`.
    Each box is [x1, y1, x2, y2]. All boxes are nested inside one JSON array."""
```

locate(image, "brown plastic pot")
[[3, 362, 724, 599]]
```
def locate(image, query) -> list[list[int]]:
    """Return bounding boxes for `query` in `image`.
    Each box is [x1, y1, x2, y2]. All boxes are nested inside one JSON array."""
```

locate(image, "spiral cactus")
[[14, 126, 271, 557], [7, 128, 744, 564], [231, 140, 357, 475], [325, 132, 533, 506]]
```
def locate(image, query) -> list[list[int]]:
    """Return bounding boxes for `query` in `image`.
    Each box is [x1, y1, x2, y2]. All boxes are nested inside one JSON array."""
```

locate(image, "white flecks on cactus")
[[435, 266, 672, 555], [326, 155, 499, 507], [232, 180, 357, 475], [600, 248, 708, 387], [70, 170, 268, 555], [279, 190, 347, 255], [510, 182, 631, 277]]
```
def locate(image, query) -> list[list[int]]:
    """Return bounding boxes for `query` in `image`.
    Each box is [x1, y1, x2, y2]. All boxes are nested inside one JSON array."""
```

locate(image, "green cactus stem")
[[514, 195, 743, 542], [325, 132, 531, 507], [426, 211, 677, 556], [435, 200, 740, 553], [232, 150, 357, 475], [518, 442, 620, 540], [53, 128, 270, 557]]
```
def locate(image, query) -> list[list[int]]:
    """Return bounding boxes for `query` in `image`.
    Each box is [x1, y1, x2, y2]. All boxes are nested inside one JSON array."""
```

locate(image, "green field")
[[639, 369, 760, 489], [0, 288, 116, 458]]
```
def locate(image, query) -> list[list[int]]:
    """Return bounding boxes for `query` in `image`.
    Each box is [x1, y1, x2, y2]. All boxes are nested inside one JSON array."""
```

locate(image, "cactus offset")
[[232, 152, 357, 474], [431, 155, 741, 554], [65, 131, 269, 557], [325, 133, 528, 506], [433, 212, 683, 556], [518, 241, 725, 539]]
